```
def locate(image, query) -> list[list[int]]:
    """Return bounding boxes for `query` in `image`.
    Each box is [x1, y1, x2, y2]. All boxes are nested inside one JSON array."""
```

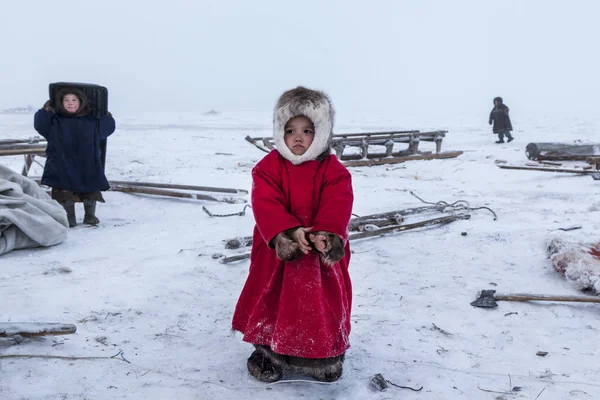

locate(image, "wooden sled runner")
[[0, 322, 77, 338]]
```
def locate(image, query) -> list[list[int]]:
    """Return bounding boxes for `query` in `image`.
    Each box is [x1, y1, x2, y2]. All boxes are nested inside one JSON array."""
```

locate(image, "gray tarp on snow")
[[0, 165, 68, 256]]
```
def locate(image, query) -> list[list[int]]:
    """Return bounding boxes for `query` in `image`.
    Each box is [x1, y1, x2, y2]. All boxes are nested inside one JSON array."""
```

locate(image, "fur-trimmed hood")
[[273, 86, 334, 165], [56, 88, 89, 117]]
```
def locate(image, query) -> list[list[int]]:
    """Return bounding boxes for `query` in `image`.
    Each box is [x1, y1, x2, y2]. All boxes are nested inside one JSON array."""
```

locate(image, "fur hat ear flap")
[[273, 86, 334, 165]]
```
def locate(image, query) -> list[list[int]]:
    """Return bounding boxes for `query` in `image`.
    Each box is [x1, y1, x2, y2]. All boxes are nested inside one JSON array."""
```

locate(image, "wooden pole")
[[0, 138, 46, 145], [109, 184, 243, 204], [497, 165, 595, 174], [108, 180, 248, 194], [342, 151, 463, 167], [0, 148, 46, 156], [495, 293, 600, 303]]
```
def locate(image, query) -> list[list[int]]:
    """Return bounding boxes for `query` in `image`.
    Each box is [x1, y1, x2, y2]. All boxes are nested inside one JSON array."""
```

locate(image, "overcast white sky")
[[1, 0, 598, 120]]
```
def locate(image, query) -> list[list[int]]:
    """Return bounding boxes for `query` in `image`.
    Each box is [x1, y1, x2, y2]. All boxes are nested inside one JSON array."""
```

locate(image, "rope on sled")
[[410, 191, 498, 220]]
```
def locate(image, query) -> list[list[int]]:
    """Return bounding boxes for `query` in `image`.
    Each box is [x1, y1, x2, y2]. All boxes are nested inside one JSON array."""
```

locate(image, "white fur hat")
[[273, 86, 334, 165]]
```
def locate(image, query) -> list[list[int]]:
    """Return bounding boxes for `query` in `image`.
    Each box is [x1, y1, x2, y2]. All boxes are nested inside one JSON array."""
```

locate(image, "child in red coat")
[[232, 87, 354, 382]]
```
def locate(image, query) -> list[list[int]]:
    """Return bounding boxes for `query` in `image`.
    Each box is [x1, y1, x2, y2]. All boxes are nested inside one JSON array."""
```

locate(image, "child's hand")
[[289, 227, 312, 254]]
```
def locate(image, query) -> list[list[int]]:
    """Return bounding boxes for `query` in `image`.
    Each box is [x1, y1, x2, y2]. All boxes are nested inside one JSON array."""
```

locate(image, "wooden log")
[[342, 151, 463, 167], [109, 184, 244, 204], [108, 180, 248, 194], [539, 154, 596, 161], [525, 142, 600, 161], [497, 165, 596, 174], [0, 322, 76, 338]]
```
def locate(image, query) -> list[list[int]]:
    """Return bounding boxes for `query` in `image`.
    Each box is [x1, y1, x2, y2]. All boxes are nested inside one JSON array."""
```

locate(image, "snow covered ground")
[[1, 110, 599, 400]]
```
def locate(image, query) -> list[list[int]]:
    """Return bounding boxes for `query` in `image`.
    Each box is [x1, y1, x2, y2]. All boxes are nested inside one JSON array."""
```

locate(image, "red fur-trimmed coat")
[[232, 150, 353, 359]]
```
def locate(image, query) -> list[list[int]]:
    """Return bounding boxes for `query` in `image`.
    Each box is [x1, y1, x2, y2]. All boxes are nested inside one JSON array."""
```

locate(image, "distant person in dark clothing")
[[34, 88, 116, 227], [489, 97, 513, 144]]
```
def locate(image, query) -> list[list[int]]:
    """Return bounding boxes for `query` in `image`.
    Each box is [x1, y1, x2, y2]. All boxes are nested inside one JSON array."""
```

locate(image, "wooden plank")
[[498, 165, 596, 174], [0, 138, 46, 145], [0, 148, 46, 156], [109, 184, 244, 204], [108, 180, 248, 194]]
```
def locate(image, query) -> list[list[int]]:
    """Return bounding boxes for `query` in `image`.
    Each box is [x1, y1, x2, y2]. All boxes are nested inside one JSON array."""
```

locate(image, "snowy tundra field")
[[1, 110, 599, 400]]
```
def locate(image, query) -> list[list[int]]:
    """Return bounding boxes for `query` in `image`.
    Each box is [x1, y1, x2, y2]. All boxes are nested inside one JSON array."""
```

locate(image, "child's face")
[[284, 116, 315, 156], [62, 94, 81, 113]]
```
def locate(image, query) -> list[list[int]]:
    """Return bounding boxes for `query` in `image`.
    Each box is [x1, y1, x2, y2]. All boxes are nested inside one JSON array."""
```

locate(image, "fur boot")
[[254, 345, 344, 382], [83, 200, 99, 225], [247, 350, 283, 383], [61, 200, 76, 228]]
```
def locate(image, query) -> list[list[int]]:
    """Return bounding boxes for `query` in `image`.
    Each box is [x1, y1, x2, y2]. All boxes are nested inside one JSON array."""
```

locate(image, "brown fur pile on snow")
[[547, 237, 600, 294]]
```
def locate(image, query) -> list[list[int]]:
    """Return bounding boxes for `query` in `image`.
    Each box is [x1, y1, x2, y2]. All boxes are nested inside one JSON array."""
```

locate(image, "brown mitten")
[[273, 232, 302, 262], [43, 100, 55, 113], [309, 231, 345, 265]]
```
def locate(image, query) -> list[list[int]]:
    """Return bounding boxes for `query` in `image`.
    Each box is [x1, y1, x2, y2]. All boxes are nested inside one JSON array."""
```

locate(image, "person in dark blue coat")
[[34, 88, 116, 227], [489, 96, 514, 144]]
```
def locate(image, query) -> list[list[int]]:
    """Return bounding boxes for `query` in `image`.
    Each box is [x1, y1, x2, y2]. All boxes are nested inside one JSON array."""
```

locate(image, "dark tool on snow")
[[370, 373, 389, 391], [471, 289, 600, 308]]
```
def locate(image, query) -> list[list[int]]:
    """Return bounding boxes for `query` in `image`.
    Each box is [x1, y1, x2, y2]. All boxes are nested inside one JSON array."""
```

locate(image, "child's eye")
[[285, 129, 294, 135], [304, 129, 314, 134]]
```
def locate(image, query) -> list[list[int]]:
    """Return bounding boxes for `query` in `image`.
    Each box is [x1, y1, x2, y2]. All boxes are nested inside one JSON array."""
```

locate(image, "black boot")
[[62, 201, 76, 228], [83, 200, 100, 225]]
